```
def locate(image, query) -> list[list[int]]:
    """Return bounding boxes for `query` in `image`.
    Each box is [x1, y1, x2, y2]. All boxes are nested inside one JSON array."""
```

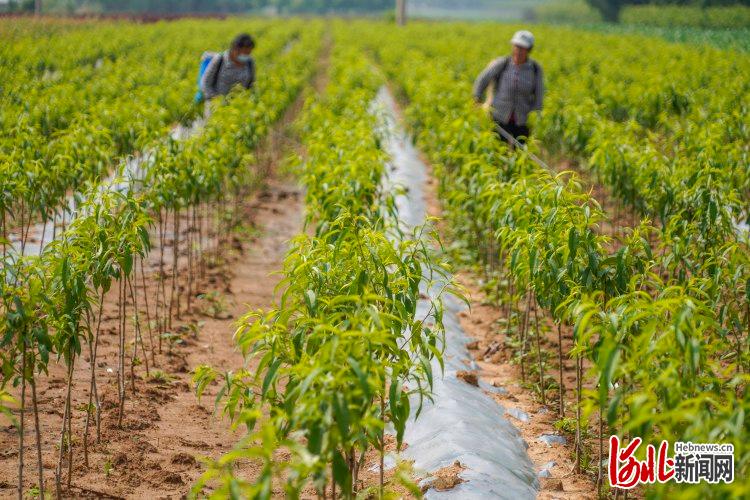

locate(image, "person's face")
[[512, 44, 529, 64], [231, 46, 253, 59]]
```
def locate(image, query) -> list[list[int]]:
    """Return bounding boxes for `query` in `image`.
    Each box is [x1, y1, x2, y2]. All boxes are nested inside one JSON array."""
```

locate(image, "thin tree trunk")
[[92, 294, 104, 443], [199, 202, 206, 279], [557, 322, 565, 418], [504, 281, 515, 339], [396, 1, 406, 26], [380, 393, 385, 498], [158, 208, 166, 347], [533, 298, 546, 405], [38, 218, 46, 255], [187, 206, 194, 314], [596, 409, 604, 495], [83, 331, 94, 467], [118, 278, 126, 427], [55, 362, 73, 497], [19, 200, 26, 256], [22, 210, 33, 256], [2, 211, 6, 259], [575, 354, 582, 472], [30, 377, 44, 497], [520, 291, 532, 383], [18, 345, 27, 500], [139, 258, 156, 366], [169, 209, 180, 326], [66, 370, 73, 490], [128, 276, 149, 381], [176, 212, 182, 319]]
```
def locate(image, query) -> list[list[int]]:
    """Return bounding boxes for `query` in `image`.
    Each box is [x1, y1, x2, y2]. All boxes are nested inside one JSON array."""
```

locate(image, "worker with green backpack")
[[473, 30, 544, 146], [196, 33, 256, 105]]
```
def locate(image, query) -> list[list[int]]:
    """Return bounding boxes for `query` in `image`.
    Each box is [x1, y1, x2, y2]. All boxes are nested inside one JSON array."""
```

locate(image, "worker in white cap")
[[473, 30, 544, 145]]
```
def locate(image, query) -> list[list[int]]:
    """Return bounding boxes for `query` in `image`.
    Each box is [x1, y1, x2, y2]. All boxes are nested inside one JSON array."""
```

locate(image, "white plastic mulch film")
[[372, 86, 539, 499]]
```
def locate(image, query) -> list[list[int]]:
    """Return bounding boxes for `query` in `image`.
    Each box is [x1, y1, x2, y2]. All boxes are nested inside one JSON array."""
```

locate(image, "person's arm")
[[472, 57, 506, 104], [532, 63, 544, 111], [245, 58, 255, 89], [201, 54, 222, 100]]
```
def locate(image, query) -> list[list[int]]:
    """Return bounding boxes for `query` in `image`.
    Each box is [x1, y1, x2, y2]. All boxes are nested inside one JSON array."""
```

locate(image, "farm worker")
[[200, 33, 256, 101], [472, 30, 544, 145]]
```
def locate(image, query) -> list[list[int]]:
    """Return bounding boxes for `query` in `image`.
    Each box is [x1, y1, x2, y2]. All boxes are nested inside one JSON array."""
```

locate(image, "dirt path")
[[137, 177, 305, 498]]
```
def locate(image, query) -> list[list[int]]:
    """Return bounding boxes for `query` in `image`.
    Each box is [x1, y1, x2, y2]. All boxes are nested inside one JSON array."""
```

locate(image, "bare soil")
[[0, 174, 305, 499]]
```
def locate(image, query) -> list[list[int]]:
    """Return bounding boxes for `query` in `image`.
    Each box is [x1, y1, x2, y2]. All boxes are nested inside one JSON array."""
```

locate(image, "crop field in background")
[[1, 15, 749, 499]]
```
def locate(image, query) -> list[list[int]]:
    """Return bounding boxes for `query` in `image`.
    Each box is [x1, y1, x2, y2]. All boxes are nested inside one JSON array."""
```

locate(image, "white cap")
[[510, 30, 535, 49]]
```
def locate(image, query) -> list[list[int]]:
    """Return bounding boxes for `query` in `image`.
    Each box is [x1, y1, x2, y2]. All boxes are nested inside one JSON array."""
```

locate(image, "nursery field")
[[1, 16, 749, 499]]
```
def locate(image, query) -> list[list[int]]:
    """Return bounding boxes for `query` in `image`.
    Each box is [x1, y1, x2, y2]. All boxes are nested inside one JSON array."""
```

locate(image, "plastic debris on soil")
[[478, 380, 509, 395], [505, 407, 531, 423], [538, 461, 556, 478], [538, 434, 568, 447], [368, 453, 398, 473], [372, 85, 539, 499]]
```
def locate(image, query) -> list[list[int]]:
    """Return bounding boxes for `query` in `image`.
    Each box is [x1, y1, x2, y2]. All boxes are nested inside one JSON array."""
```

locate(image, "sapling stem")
[[118, 277, 126, 427], [199, 202, 206, 279], [533, 298, 545, 405], [187, 205, 194, 314], [2, 211, 6, 259], [139, 257, 156, 365], [169, 208, 180, 324], [55, 362, 73, 498], [83, 332, 94, 467], [19, 200, 26, 256], [158, 208, 166, 346], [128, 276, 149, 378], [380, 394, 385, 497], [558, 322, 565, 418], [18, 344, 27, 500], [597, 409, 604, 496], [38, 218, 46, 255], [520, 290, 532, 383], [94, 294, 104, 442], [30, 376, 44, 497], [575, 354, 582, 472], [66, 367, 73, 490]]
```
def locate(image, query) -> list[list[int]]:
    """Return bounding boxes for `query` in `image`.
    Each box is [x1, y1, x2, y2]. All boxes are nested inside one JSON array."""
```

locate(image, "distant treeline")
[[536, 0, 750, 25], [3, 0, 393, 14], [585, 0, 750, 21]]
